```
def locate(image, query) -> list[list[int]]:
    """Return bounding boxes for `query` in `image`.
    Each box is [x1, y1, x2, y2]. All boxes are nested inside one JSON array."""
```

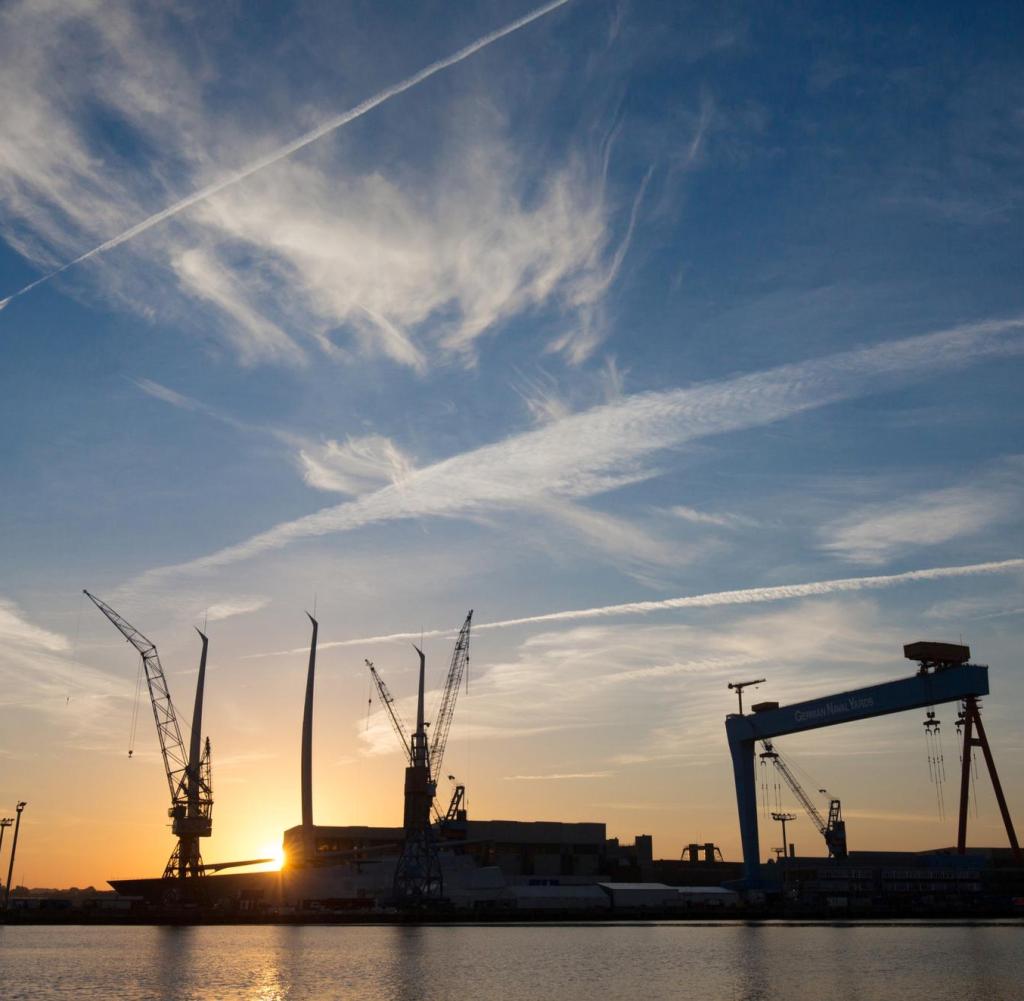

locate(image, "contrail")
[[0, 0, 572, 310], [252, 557, 1024, 656]]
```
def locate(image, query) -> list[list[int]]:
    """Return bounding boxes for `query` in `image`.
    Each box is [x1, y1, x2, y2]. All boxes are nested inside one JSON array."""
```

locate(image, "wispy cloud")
[[0, 0, 573, 309], [924, 591, 1024, 622], [526, 497, 696, 576], [2, 0, 634, 372], [670, 505, 754, 529], [511, 356, 628, 426], [184, 133, 626, 368], [133, 378, 204, 413], [128, 315, 1024, 588], [549, 165, 654, 363], [299, 436, 416, 496], [204, 597, 269, 623], [511, 369, 572, 425], [0, 599, 69, 653], [170, 247, 303, 366], [0, 607, 131, 744], [820, 464, 1022, 564], [135, 376, 413, 500]]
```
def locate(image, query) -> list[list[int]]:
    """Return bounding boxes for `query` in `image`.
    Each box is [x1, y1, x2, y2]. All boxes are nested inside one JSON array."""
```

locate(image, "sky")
[[1, 0, 1023, 888]]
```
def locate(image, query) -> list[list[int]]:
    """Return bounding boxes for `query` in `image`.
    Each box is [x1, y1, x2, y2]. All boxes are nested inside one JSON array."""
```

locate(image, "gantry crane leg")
[[957, 696, 1021, 862]]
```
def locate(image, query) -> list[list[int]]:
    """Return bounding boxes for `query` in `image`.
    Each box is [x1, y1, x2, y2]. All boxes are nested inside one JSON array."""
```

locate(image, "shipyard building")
[[284, 820, 607, 879]]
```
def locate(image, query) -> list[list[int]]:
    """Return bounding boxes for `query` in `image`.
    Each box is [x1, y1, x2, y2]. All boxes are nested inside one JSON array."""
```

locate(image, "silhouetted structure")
[[85, 591, 213, 883]]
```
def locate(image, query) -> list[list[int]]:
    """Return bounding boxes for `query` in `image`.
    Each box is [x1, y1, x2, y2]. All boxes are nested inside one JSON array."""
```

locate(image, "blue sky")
[[1, 0, 1023, 884]]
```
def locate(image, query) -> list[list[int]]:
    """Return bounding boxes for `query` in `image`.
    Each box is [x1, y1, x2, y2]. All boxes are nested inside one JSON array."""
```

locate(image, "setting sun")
[[260, 843, 286, 871]]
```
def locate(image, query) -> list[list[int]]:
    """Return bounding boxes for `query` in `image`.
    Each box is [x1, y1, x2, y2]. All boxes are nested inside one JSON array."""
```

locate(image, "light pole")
[[0, 818, 12, 894], [3, 803, 26, 910], [771, 811, 797, 859]]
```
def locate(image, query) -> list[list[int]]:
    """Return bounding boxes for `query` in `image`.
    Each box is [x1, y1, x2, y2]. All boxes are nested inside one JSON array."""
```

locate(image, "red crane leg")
[[971, 703, 1022, 863]]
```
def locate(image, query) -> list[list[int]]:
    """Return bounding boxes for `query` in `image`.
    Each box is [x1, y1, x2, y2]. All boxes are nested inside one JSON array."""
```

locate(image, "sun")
[[260, 842, 286, 870]]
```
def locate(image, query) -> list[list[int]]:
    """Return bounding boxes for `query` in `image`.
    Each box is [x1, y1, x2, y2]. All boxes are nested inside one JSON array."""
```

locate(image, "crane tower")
[[366, 610, 472, 905]]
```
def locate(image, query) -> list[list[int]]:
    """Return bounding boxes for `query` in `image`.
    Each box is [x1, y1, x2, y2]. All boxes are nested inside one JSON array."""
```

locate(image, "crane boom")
[[764, 741, 827, 832], [428, 610, 472, 780], [761, 740, 847, 858], [366, 660, 412, 763], [84, 590, 188, 802]]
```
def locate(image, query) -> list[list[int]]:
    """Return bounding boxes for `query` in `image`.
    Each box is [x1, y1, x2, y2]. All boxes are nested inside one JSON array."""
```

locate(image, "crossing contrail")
[[251, 557, 1024, 656], [0, 0, 572, 312]]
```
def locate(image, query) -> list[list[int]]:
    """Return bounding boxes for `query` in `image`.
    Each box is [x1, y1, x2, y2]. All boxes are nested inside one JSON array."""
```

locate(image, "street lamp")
[[3, 802, 27, 910], [0, 818, 12, 891], [771, 811, 797, 860]]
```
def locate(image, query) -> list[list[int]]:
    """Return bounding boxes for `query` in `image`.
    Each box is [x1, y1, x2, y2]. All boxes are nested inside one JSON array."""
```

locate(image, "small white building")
[[672, 886, 740, 908], [598, 882, 682, 908], [510, 884, 610, 911], [598, 882, 740, 909]]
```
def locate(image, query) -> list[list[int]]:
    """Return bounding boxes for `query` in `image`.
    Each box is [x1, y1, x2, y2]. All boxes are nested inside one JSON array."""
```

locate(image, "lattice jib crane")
[[428, 610, 472, 783], [364, 613, 473, 906], [759, 740, 847, 858], [365, 659, 412, 764], [84, 590, 212, 880], [364, 609, 473, 788]]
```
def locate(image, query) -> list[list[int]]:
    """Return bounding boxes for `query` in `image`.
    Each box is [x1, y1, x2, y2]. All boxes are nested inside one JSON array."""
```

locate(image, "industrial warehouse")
[[8, 594, 1019, 921]]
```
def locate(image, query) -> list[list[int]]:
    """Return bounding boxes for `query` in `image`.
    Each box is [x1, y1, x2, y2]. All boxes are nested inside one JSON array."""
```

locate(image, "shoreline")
[[3, 909, 1022, 927]]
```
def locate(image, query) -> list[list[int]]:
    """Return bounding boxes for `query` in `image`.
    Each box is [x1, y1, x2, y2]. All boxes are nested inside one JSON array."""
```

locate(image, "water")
[[0, 922, 1021, 1000]]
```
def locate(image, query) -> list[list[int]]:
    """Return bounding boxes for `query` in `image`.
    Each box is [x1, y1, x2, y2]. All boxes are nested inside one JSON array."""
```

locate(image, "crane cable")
[[922, 709, 946, 819], [128, 656, 145, 758]]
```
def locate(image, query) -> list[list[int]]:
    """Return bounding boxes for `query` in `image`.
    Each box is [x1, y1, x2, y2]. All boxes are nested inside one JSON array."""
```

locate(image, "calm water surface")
[[1, 922, 1021, 1001]]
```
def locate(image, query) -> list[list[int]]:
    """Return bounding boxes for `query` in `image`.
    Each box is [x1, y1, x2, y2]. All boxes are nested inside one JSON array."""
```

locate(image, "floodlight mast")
[[0, 817, 12, 870], [728, 678, 766, 715], [2, 804, 26, 910]]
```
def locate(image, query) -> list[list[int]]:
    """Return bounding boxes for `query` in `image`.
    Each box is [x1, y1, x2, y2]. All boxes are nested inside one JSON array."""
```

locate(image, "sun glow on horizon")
[[260, 842, 286, 871]]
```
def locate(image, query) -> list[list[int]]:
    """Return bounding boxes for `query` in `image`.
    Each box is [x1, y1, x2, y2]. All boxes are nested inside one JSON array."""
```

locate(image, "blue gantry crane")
[[725, 641, 1020, 885]]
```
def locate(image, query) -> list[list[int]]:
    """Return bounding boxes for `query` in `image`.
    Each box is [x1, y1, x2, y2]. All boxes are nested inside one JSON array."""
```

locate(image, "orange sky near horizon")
[[3, 609, 1021, 890]]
